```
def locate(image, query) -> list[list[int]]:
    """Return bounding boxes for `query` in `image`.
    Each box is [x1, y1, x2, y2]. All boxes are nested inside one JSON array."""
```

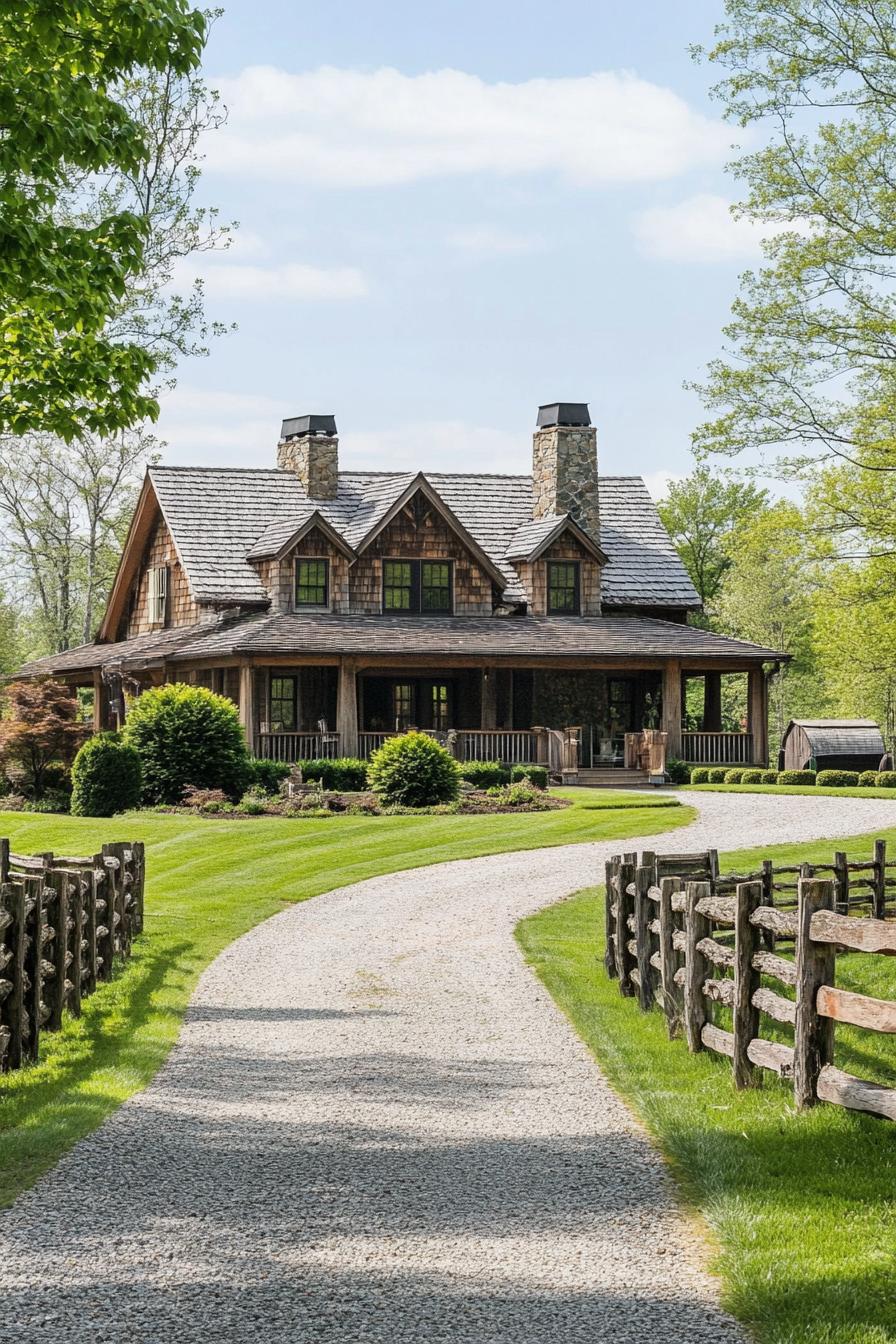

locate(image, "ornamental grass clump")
[[816, 769, 860, 788], [367, 731, 459, 808], [70, 733, 142, 817], [123, 683, 250, 804]]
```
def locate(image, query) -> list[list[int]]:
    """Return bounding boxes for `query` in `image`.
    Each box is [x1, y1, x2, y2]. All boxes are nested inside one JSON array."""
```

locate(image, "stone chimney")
[[276, 414, 339, 499], [531, 402, 599, 540]]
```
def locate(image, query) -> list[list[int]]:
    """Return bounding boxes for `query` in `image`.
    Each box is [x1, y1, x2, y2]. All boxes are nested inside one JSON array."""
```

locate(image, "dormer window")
[[547, 561, 580, 615], [295, 558, 329, 608], [147, 565, 168, 625], [383, 559, 453, 615]]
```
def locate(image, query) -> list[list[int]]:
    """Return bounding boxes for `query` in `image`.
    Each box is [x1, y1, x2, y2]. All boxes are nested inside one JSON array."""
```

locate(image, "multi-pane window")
[[294, 558, 329, 608], [270, 676, 297, 732], [608, 678, 635, 733], [431, 682, 449, 731], [393, 682, 413, 729], [147, 565, 168, 625], [382, 559, 452, 614], [547, 561, 580, 615]]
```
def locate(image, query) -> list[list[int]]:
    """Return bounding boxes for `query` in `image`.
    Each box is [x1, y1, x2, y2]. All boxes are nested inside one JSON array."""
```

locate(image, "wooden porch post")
[[337, 656, 359, 756], [703, 672, 722, 732], [92, 669, 104, 733], [662, 659, 682, 759], [480, 667, 497, 730], [748, 666, 768, 766], [238, 662, 256, 755]]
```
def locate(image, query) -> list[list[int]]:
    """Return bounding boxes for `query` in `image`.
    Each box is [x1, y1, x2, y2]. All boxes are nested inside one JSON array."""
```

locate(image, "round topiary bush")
[[368, 731, 459, 807], [740, 769, 764, 784], [816, 769, 860, 788], [777, 769, 817, 786], [511, 763, 548, 789], [707, 768, 729, 784], [724, 769, 744, 784], [690, 767, 710, 784], [761, 770, 780, 784], [859, 770, 879, 788], [71, 733, 142, 817], [460, 760, 510, 789], [876, 771, 896, 788], [122, 683, 251, 804]]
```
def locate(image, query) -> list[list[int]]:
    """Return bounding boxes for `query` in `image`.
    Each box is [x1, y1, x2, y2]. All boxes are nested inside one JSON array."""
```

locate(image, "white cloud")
[[206, 65, 730, 187], [169, 254, 368, 302], [447, 227, 546, 257], [633, 193, 809, 262]]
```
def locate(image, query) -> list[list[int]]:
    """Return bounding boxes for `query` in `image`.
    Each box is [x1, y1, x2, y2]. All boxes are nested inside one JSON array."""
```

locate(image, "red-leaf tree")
[[0, 678, 89, 797]]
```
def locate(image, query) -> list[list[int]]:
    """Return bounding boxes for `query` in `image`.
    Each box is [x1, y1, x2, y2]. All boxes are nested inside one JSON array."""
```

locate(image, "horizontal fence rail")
[[0, 839, 145, 1074], [603, 838, 896, 1122], [681, 731, 755, 765]]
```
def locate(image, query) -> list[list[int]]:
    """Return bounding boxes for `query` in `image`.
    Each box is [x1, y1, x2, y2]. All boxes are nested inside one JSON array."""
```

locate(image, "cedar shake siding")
[[125, 514, 198, 638]]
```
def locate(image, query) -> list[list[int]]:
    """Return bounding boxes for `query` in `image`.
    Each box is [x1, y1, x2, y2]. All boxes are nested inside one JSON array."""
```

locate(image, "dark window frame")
[[294, 556, 330, 609], [392, 681, 414, 729], [382, 558, 453, 615], [270, 674, 298, 732], [547, 560, 581, 615]]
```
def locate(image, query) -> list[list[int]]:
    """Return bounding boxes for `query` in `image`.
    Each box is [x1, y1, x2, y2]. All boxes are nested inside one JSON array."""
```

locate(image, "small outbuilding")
[[778, 719, 887, 774]]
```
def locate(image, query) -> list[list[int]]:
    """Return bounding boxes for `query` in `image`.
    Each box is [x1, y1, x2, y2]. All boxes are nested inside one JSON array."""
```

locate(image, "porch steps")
[[573, 768, 651, 789]]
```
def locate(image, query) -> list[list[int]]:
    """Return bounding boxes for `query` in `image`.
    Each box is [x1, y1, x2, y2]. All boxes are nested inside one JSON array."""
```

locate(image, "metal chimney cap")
[[536, 402, 591, 429], [280, 413, 337, 440]]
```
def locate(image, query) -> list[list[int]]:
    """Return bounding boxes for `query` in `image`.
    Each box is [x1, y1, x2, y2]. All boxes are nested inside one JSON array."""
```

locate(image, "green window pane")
[[421, 561, 451, 613], [384, 560, 414, 611], [295, 558, 328, 607], [547, 562, 579, 614]]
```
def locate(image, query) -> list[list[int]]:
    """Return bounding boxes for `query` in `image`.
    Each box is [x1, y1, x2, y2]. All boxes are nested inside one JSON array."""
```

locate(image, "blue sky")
[[156, 0, 770, 495]]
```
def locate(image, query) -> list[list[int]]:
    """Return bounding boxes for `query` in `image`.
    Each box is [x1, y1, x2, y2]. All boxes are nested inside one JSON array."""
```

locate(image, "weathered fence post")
[[872, 838, 887, 920], [658, 876, 683, 1038], [47, 870, 69, 1031], [2, 883, 25, 1070], [615, 859, 637, 997], [0, 839, 8, 882], [133, 841, 146, 935], [733, 880, 762, 1089], [760, 858, 775, 950], [794, 877, 836, 1110], [67, 873, 83, 1019], [95, 853, 114, 983], [684, 879, 711, 1052], [634, 864, 654, 1011], [604, 859, 618, 978], [833, 851, 849, 917], [22, 875, 43, 1063]]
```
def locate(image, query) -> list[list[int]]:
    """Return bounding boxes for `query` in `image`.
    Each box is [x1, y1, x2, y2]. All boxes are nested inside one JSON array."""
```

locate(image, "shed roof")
[[786, 719, 886, 757]]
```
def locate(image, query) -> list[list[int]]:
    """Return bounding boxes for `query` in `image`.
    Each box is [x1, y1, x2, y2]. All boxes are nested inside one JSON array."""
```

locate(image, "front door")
[[363, 677, 454, 732]]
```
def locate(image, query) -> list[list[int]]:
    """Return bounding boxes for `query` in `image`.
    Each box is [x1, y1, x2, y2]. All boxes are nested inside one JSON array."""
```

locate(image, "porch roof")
[[20, 612, 784, 679]]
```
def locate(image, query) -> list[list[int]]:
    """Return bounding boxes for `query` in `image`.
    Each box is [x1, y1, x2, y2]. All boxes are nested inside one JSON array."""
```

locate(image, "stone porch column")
[[703, 671, 722, 732], [661, 659, 682, 759], [748, 667, 768, 766], [337, 657, 359, 756]]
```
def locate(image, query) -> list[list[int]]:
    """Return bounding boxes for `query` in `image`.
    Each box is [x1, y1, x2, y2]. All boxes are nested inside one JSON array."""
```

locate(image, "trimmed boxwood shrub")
[[297, 757, 368, 791], [123, 683, 251, 804], [761, 770, 779, 784], [71, 733, 142, 817], [816, 769, 860, 788], [740, 769, 764, 784], [460, 760, 510, 789], [690, 767, 710, 784], [511, 763, 548, 789], [876, 771, 896, 788], [368, 731, 459, 807], [724, 769, 744, 784], [777, 770, 816, 786], [859, 770, 879, 788], [707, 768, 729, 784], [246, 757, 292, 795], [665, 758, 690, 785]]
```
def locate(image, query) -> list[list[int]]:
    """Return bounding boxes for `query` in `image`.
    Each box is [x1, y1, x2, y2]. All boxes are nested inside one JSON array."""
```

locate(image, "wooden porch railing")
[[681, 731, 755, 765], [358, 729, 542, 765], [257, 732, 341, 763]]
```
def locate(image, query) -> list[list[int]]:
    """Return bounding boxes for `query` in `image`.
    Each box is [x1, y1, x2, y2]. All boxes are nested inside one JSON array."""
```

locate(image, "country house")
[[19, 403, 784, 779]]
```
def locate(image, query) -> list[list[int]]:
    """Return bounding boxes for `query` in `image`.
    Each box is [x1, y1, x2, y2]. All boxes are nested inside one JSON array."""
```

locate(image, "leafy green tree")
[[716, 500, 823, 748], [0, 0, 206, 439], [693, 1, 896, 524], [658, 467, 769, 611]]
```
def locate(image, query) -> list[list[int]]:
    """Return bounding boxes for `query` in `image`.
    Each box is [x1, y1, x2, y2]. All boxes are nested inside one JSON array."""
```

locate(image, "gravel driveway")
[[2, 791, 894, 1343]]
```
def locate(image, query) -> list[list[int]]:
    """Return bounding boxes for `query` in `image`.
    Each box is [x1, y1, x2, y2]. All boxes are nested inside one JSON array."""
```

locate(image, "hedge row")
[[690, 765, 896, 788]]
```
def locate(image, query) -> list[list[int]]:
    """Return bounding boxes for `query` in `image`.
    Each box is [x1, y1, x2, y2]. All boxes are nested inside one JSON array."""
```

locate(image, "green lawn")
[[517, 828, 896, 1344], [0, 788, 691, 1207], [686, 783, 896, 800]]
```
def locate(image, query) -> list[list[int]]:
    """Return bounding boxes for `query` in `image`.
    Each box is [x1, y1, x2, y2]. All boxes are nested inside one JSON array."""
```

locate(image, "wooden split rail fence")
[[0, 839, 145, 1074], [604, 841, 896, 1121]]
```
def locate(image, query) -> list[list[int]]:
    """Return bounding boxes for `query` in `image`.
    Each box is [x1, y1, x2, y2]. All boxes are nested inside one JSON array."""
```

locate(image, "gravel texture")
[[2, 791, 895, 1343]]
